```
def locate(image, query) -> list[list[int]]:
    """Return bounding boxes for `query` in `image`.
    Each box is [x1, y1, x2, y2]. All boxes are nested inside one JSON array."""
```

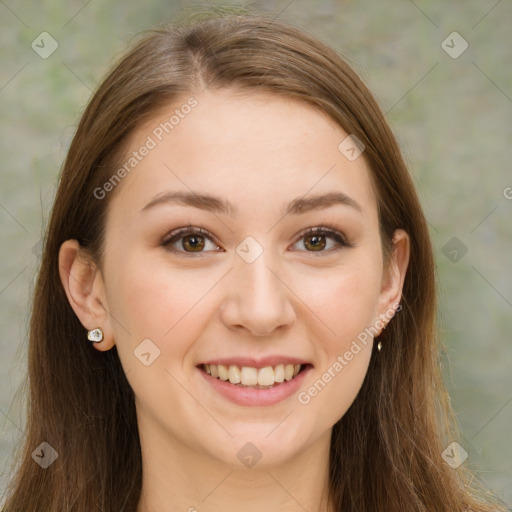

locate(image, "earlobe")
[[58, 240, 115, 351]]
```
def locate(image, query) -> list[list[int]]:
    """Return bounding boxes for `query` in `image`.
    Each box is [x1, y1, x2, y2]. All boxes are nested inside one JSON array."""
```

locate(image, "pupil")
[[307, 234, 325, 251], [184, 235, 204, 251]]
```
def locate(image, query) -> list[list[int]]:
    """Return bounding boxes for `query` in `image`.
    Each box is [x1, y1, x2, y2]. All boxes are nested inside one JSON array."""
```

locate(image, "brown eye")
[[292, 226, 350, 255], [163, 227, 221, 255], [303, 233, 327, 251], [181, 234, 206, 252]]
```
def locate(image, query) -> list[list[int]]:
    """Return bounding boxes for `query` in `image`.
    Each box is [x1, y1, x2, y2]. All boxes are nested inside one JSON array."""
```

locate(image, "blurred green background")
[[1, 0, 511, 506]]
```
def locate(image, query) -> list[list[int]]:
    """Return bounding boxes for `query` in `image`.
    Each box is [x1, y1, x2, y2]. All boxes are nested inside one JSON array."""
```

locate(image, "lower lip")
[[198, 366, 312, 407]]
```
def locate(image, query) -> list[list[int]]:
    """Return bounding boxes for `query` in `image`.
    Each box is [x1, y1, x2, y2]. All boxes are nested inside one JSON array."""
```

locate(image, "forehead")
[[108, 89, 378, 221]]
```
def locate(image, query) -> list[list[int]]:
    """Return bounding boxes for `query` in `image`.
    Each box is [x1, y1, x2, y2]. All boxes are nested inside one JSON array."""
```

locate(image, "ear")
[[58, 239, 115, 351], [374, 229, 410, 334]]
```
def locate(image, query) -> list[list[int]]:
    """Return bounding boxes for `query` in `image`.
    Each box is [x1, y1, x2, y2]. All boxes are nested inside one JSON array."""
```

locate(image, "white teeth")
[[228, 365, 241, 384], [218, 364, 229, 381], [240, 366, 258, 386], [284, 364, 294, 381], [274, 364, 285, 383], [203, 363, 304, 386], [257, 366, 275, 386]]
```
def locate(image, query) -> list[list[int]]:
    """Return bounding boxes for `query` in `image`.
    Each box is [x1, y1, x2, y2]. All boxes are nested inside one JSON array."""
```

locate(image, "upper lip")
[[198, 356, 312, 368]]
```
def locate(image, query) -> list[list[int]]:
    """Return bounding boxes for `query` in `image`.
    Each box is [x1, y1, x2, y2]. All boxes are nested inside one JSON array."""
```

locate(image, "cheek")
[[104, 253, 222, 417], [293, 260, 379, 420], [301, 344, 373, 429], [105, 250, 224, 354], [298, 277, 375, 427], [301, 257, 382, 343]]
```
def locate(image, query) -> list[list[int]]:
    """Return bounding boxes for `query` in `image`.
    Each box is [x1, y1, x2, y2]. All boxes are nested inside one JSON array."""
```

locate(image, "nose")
[[219, 247, 296, 337]]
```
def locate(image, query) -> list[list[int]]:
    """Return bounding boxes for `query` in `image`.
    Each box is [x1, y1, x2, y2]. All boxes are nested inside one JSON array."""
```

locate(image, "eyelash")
[[161, 225, 352, 257]]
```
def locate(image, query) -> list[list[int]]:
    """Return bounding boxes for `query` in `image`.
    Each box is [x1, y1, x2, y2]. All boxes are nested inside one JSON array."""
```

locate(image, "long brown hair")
[[3, 7, 504, 511]]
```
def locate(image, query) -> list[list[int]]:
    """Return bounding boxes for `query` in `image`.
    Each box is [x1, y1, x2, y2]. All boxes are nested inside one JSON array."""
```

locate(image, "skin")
[[59, 88, 409, 511]]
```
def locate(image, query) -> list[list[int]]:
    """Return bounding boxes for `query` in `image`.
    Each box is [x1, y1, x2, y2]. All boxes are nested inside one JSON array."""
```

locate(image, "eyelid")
[[162, 225, 218, 245], [295, 225, 349, 245], [162, 226, 223, 256], [290, 224, 352, 254]]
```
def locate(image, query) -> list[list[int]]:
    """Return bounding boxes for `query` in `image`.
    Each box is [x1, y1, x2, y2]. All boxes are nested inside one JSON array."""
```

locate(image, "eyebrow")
[[140, 190, 363, 216]]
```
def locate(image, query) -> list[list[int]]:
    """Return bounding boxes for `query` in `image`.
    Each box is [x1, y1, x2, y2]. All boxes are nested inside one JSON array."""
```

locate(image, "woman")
[[2, 8, 504, 512]]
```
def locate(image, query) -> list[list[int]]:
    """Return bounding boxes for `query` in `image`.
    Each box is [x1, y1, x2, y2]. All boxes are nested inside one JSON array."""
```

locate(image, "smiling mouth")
[[200, 363, 309, 389]]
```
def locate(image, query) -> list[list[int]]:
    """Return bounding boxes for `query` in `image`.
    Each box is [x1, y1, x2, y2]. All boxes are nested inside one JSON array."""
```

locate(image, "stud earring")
[[87, 328, 104, 343], [377, 322, 387, 351]]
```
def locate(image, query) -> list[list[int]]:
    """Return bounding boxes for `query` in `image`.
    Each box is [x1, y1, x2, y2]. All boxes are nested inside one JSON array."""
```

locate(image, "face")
[[94, 89, 402, 467]]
